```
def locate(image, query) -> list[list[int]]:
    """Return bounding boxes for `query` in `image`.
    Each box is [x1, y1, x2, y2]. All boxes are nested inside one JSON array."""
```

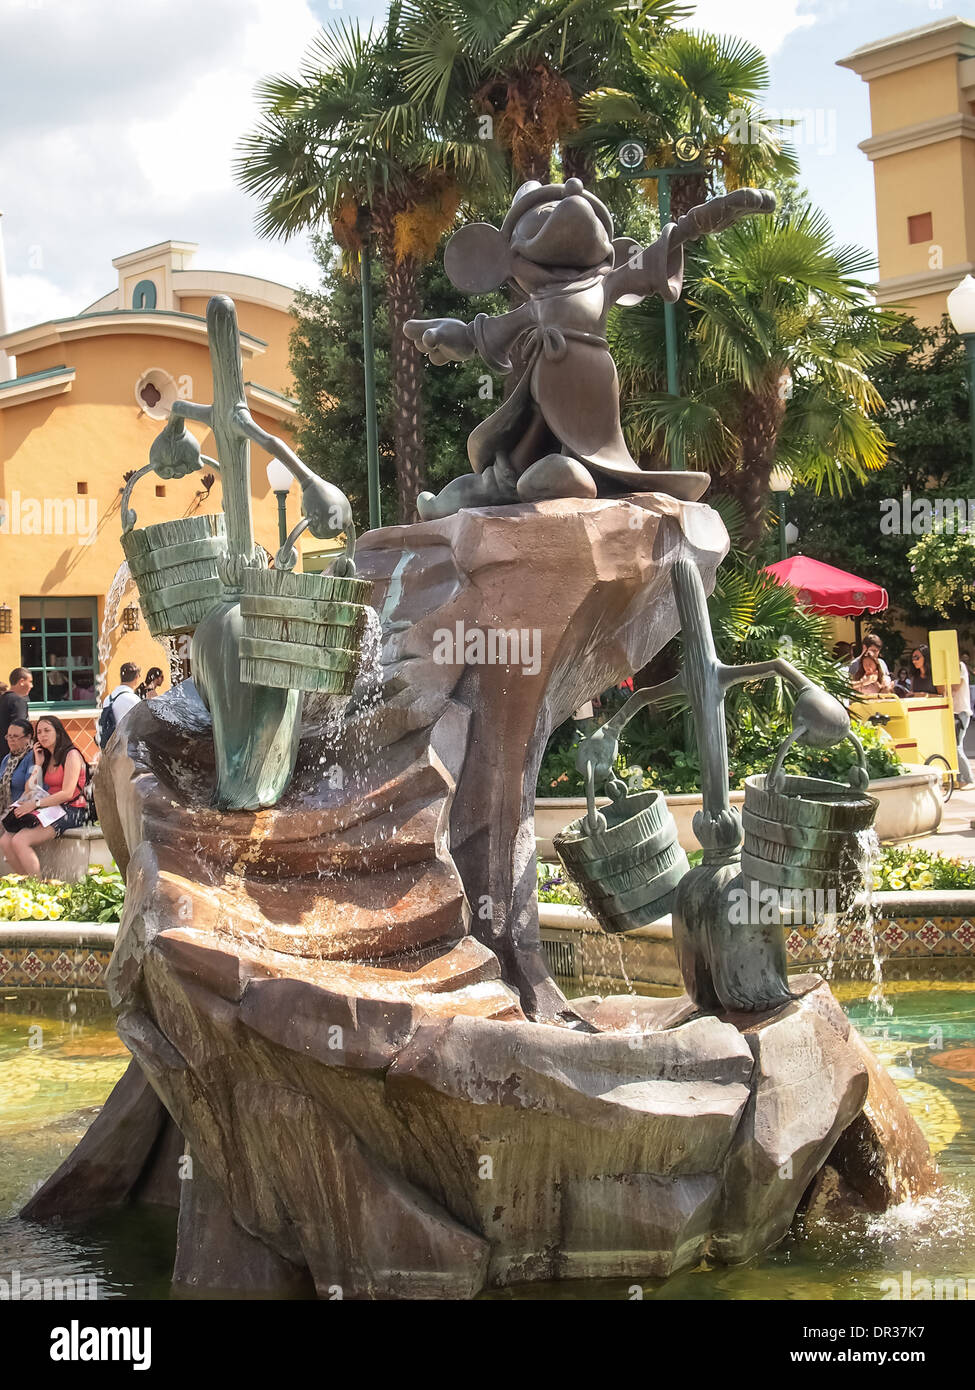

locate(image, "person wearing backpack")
[[97, 662, 142, 748]]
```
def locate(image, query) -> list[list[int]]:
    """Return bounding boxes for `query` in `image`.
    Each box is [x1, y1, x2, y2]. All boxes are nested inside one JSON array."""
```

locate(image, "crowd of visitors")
[[0, 662, 169, 862]]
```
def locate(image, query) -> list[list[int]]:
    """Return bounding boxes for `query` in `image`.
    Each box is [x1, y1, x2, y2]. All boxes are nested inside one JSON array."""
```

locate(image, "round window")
[[134, 368, 177, 420]]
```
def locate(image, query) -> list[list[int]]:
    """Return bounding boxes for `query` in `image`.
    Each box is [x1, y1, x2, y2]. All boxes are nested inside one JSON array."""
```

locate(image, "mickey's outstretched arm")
[[607, 188, 776, 305]]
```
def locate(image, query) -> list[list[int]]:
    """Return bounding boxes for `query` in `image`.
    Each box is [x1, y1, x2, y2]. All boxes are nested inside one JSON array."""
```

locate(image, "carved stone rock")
[[24, 498, 935, 1296]]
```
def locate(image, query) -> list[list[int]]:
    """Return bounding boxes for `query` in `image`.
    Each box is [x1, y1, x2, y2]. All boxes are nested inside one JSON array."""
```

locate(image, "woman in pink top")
[[0, 714, 87, 875]]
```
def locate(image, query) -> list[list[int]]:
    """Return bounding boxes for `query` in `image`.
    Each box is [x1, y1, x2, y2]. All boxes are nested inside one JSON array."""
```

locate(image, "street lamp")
[[947, 274, 975, 471], [266, 457, 293, 550], [769, 465, 793, 562], [617, 135, 704, 472]]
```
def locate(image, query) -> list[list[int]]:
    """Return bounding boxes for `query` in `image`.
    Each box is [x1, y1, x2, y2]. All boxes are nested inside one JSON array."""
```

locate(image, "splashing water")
[[611, 935, 635, 995], [162, 635, 185, 689], [95, 561, 131, 704], [855, 827, 891, 1016]]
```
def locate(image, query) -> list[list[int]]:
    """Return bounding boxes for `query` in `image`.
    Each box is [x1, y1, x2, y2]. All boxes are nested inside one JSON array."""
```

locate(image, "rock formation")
[[23, 495, 934, 1297]]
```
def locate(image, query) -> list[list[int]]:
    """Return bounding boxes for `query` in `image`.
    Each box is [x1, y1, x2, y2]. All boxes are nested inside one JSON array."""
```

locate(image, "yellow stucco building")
[[838, 15, 975, 325], [0, 238, 306, 757]]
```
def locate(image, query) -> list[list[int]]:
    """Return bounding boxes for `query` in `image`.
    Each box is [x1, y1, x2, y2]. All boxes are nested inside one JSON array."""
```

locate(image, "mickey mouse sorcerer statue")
[[405, 178, 775, 519]]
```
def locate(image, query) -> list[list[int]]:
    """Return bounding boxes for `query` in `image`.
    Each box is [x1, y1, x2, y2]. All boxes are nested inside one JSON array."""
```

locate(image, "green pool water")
[[1, 981, 973, 1300]]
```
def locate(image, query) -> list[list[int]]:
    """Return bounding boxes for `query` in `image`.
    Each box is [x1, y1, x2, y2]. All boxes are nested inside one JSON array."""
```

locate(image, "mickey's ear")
[[611, 236, 646, 306], [444, 223, 510, 293]]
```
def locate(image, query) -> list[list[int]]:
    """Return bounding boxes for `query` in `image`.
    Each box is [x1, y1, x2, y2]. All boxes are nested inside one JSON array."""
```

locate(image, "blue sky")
[[1, 0, 971, 329]]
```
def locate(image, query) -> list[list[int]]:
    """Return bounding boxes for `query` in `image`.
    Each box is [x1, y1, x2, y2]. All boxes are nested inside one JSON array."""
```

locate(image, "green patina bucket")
[[121, 514, 226, 638], [742, 733, 878, 922], [554, 771, 689, 933], [238, 565, 374, 696]]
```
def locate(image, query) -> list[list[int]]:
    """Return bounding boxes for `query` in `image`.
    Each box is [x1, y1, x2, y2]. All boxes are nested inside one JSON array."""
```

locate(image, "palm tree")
[[236, 15, 499, 522], [575, 29, 798, 218], [399, 0, 687, 186], [610, 205, 902, 550]]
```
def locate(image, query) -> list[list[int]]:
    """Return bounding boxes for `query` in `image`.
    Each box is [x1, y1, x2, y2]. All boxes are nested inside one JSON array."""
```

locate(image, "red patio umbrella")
[[764, 555, 888, 618]]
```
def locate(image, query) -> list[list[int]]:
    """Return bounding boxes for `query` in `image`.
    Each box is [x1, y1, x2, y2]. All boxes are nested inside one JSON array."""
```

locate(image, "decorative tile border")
[[782, 915, 975, 968], [0, 924, 117, 991], [540, 893, 975, 992]]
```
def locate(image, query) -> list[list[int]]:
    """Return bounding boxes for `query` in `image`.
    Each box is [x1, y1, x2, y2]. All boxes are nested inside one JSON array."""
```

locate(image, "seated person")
[[892, 666, 913, 697], [0, 715, 88, 877], [0, 718, 35, 814], [848, 635, 892, 696], [909, 644, 940, 696]]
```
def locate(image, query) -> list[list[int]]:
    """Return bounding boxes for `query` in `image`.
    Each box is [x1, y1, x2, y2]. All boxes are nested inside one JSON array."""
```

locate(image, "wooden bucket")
[[122, 514, 226, 637], [741, 736, 878, 922], [555, 774, 689, 933], [238, 566, 373, 695]]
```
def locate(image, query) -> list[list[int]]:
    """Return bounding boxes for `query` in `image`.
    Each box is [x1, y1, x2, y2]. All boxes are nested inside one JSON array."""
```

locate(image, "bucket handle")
[[766, 726, 869, 796], [273, 520, 358, 577], [584, 761, 629, 836]]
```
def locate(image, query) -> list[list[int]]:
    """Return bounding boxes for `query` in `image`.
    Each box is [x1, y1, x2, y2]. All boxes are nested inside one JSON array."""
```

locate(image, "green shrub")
[[536, 844, 968, 904], [536, 716, 903, 798]]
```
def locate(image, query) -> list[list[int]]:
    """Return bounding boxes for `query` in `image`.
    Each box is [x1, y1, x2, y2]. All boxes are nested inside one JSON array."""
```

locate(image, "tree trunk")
[[723, 378, 788, 553], [669, 172, 711, 221], [374, 203, 427, 524], [561, 146, 595, 184]]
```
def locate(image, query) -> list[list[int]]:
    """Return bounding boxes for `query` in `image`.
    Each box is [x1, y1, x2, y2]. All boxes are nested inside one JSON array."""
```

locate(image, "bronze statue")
[[405, 178, 774, 518]]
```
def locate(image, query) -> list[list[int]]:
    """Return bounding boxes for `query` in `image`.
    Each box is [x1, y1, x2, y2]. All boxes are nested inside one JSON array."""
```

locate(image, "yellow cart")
[[850, 629, 961, 798]]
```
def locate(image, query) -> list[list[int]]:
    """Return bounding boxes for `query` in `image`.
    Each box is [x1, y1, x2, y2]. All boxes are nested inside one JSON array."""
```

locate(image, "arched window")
[[132, 279, 157, 310]]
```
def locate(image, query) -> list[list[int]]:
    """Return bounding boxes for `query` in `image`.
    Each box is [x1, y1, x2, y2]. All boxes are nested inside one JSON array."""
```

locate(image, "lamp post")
[[947, 274, 975, 472], [618, 137, 705, 472], [769, 465, 793, 562], [266, 457, 293, 550], [356, 212, 382, 531]]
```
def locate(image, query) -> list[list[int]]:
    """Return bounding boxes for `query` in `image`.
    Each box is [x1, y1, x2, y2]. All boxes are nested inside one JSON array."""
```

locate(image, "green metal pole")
[[777, 492, 788, 561], [965, 336, 975, 475], [657, 173, 684, 471], [274, 490, 288, 549], [658, 173, 680, 400], [360, 238, 382, 531]]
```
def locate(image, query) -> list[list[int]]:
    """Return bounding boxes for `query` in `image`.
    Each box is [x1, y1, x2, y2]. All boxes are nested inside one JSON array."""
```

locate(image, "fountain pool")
[[1, 977, 971, 1300]]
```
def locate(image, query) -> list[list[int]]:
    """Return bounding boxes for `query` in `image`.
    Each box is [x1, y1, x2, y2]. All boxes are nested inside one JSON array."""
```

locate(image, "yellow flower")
[[888, 874, 906, 891]]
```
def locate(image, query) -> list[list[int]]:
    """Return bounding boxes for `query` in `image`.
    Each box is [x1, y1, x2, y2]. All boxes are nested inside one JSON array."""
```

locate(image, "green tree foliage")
[[610, 205, 900, 550], [908, 529, 975, 619], [535, 547, 904, 798], [789, 314, 973, 626], [290, 235, 505, 523]]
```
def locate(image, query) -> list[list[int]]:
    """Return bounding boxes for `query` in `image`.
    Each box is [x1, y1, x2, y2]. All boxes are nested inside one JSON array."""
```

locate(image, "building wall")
[[838, 21, 975, 326], [873, 140, 969, 297], [0, 332, 308, 720], [176, 295, 295, 396], [868, 55, 964, 133]]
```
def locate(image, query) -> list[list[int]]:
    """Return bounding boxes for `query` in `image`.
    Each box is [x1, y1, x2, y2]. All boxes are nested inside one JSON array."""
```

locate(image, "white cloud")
[[5, 273, 80, 329], [0, 0, 323, 328], [687, 0, 816, 54]]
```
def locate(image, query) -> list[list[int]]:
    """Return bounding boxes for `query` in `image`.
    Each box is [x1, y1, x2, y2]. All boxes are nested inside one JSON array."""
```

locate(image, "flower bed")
[[870, 845, 975, 893], [0, 866, 125, 923]]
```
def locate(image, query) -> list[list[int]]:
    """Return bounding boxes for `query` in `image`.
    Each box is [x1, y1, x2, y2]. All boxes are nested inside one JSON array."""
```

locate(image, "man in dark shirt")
[[0, 668, 33, 739]]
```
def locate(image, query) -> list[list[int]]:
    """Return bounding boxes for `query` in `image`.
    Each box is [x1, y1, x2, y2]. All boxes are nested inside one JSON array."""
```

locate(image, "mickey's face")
[[510, 194, 613, 272]]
